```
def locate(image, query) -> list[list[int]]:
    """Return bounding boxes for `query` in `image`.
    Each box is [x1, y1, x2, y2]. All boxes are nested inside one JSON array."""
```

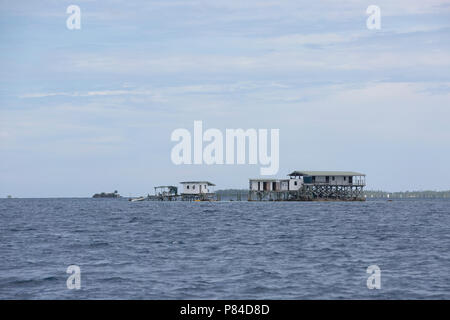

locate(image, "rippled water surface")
[[1, 198, 449, 299]]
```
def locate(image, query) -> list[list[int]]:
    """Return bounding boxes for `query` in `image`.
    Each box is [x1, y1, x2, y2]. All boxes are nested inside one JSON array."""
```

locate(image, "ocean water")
[[0, 198, 449, 299]]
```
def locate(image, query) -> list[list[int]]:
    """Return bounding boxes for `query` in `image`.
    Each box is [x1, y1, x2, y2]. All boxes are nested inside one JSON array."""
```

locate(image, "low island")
[[92, 190, 120, 198]]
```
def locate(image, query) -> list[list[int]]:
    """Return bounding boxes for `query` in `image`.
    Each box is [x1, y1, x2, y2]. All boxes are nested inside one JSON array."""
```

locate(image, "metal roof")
[[179, 181, 216, 186], [288, 171, 365, 177]]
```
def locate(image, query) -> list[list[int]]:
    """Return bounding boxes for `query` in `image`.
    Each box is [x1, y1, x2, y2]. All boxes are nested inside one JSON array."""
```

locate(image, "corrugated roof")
[[180, 181, 215, 186], [288, 171, 365, 176]]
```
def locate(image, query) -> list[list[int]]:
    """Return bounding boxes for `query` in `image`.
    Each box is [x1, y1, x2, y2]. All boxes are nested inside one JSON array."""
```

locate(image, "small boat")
[[130, 197, 147, 202]]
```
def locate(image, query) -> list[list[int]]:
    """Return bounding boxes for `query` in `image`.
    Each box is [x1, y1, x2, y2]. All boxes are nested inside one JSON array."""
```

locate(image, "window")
[[294, 181, 297, 186], [187, 185, 189, 189], [332, 176, 335, 181], [344, 177, 347, 181], [193, 185, 195, 189]]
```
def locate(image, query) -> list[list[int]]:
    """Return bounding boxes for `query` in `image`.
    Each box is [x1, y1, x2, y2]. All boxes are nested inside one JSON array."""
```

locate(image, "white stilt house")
[[248, 178, 294, 201], [180, 181, 215, 199], [249, 177, 302, 193], [249, 179, 289, 192], [249, 170, 366, 201], [287, 171, 366, 186]]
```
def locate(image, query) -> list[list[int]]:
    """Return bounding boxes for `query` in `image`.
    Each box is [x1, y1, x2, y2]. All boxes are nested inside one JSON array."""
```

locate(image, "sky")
[[1, 0, 450, 197]]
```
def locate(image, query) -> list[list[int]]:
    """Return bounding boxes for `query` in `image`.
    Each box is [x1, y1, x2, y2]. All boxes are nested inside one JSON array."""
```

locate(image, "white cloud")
[[19, 81, 290, 100], [20, 89, 164, 100]]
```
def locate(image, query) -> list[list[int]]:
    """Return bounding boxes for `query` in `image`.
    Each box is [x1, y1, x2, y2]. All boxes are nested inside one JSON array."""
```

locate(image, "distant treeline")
[[364, 190, 450, 199], [216, 189, 248, 201], [92, 190, 120, 198], [216, 189, 450, 199]]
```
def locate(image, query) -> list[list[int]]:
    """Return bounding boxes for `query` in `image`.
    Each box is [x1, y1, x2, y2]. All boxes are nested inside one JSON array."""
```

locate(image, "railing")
[[303, 181, 366, 186]]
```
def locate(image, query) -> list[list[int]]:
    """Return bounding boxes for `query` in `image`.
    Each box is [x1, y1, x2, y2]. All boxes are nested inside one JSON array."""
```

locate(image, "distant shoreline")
[[4, 189, 450, 199], [214, 189, 450, 199]]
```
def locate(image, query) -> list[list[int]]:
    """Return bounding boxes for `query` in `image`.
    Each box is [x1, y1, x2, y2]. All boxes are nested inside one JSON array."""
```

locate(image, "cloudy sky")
[[1, 0, 450, 197]]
